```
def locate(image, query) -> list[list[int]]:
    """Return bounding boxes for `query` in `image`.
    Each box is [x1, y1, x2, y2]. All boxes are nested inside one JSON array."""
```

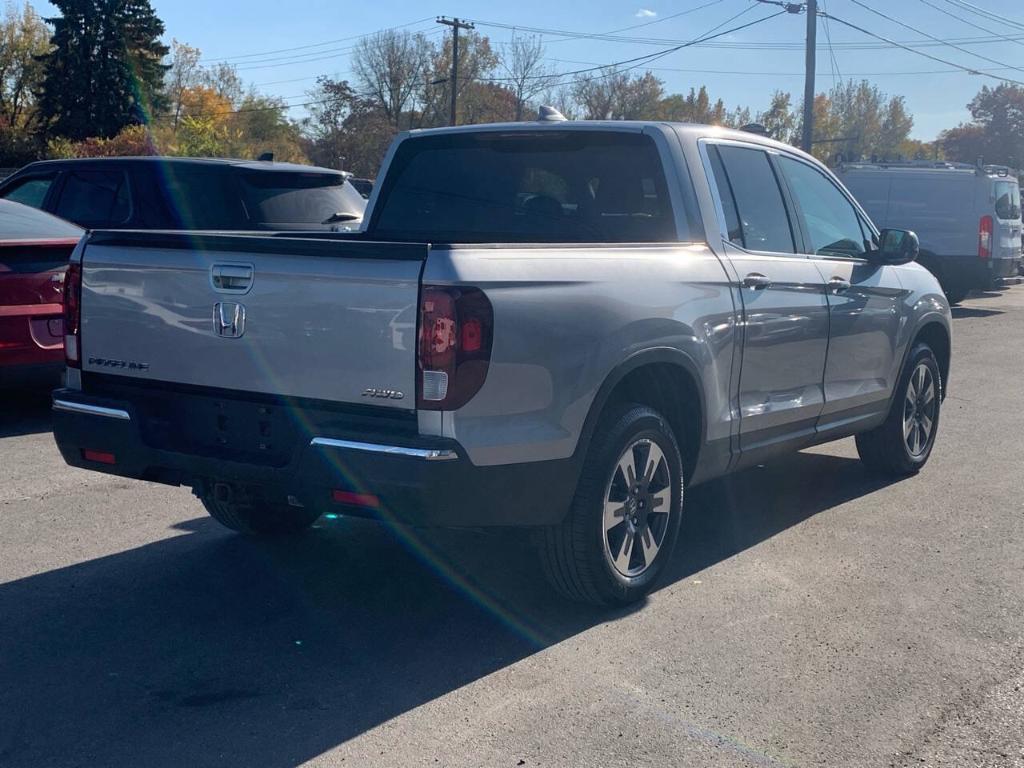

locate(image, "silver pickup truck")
[[52, 120, 952, 605]]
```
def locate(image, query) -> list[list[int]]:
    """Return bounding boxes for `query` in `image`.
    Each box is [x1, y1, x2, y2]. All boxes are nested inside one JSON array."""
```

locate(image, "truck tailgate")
[[79, 232, 424, 407]]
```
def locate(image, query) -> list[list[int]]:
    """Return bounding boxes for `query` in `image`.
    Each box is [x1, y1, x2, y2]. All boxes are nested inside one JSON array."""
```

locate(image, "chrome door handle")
[[742, 273, 772, 290], [211, 264, 254, 293], [828, 276, 851, 293]]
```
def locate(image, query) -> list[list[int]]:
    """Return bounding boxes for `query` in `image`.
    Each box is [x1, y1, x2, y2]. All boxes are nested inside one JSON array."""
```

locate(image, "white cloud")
[[635, 8, 657, 17]]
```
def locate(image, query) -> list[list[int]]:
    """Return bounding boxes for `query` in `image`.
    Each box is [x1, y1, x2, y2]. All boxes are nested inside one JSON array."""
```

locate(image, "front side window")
[[777, 156, 868, 258], [710, 145, 795, 254], [54, 170, 131, 227], [372, 131, 684, 243], [3, 176, 55, 210]]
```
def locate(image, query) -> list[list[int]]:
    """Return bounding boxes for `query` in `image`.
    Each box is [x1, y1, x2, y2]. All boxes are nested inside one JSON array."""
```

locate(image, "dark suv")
[[0, 157, 366, 231]]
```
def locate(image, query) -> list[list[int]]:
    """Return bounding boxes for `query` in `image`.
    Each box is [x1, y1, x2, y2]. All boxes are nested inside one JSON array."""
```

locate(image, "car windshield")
[[239, 172, 366, 225], [0, 199, 82, 240]]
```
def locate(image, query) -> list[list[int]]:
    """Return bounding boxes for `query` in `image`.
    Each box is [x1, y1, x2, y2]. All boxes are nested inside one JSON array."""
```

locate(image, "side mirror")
[[875, 228, 919, 265]]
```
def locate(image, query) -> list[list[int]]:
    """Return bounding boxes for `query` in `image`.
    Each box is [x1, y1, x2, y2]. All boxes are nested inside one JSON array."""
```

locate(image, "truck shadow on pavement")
[[0, 390, 53, 438], [0, 450, 894, 767]]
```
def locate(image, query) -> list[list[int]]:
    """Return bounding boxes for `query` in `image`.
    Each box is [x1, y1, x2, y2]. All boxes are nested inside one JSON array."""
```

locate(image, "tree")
[[352, 29, 429, 128], [941, 84, 1024, 167], [419, 31, 499, 127], [793, 81, 913, 162], [0, 1, 49, 164], [36, 0, 169, 141], [658, 85, 727, 124], [573, 68, 663, 120], [166, 39, 201, 129], [304, 76, 395, 176], [757, 90, 797, 143], [500, 34, 554, 121]]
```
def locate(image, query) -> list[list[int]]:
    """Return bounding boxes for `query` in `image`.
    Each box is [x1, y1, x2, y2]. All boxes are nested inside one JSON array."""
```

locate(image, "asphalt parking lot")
[[1, 287, 1022, 768]]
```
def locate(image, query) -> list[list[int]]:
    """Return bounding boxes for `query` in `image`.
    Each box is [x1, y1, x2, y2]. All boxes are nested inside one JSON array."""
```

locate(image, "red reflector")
[[82, 449, 116, 465], [331, 489, 380, 508], [979, 215, 994, 259]]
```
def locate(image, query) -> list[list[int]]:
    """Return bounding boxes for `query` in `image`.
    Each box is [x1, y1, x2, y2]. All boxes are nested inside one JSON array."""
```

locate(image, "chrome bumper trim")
[[52, 399, 131, 421], [310, 437, 458, 461]]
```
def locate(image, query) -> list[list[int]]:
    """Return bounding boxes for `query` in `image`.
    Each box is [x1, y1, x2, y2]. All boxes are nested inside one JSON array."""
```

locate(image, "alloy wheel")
[[602, 438, 674, 578], [903, 362, 937, 457]]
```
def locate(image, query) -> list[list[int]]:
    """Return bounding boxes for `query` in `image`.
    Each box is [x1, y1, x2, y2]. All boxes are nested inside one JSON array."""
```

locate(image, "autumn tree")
[[0, 1, 49, 164], [941, 84, 1024, 167], [419, 30, 500, 127], [573, 68, 663, 120]]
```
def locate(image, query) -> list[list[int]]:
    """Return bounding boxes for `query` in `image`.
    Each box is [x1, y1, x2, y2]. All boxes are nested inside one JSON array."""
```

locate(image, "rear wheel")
[[200, 487, 322, 536], [943, 284, 970, 305], [856, 343, 941, 476], [538, 404, 684, 605]]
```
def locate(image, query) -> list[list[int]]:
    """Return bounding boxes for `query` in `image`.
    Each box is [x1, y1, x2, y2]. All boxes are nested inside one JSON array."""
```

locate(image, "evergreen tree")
[[36, 0, 168, 140]]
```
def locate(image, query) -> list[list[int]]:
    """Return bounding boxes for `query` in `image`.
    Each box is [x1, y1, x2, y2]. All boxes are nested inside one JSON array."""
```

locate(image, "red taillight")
[[979, 215, 994, 259], [64, 262, 82, 368], [82, 449, 116, 465], [331, 489, 380, 508], [417, 285, 493, 410]]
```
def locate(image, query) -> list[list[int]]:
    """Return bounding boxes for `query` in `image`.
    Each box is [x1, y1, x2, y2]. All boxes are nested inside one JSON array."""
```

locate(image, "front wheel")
[[856, 343, 942, 476], [537, 404, 684, 605]]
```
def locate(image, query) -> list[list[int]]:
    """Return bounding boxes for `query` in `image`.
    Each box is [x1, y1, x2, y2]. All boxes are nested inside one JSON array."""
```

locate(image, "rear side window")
[[994, 180, 1021, 220], [54, 170, 131, 227], [710, 145, 795, 254], [371, 131, 684, 243], [157, 168, 248, 229], [3, 176, 55, 209]]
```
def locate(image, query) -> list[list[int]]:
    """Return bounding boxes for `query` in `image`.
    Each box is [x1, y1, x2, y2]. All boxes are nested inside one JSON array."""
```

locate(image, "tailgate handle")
[[211, 264, 253, 293]]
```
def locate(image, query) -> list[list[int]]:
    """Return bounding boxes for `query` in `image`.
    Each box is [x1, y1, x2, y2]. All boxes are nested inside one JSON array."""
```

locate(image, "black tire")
[[856, 343, 942, 476], [538, 404, 685, 605], [201, 492, 322, 536], [943, 284, 970, 305]]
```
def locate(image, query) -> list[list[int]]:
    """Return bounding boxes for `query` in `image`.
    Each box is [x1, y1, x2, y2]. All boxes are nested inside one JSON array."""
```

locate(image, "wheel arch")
[[912, 320, 951, 400], [576, 348, 706, 481]]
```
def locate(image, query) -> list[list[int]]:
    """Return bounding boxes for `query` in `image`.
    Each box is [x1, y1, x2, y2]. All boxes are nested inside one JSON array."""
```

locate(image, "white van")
[[837, 161, 1022, 303]]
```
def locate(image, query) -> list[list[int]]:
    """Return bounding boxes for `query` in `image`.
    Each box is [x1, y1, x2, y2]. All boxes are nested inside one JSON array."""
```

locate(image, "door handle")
[[211, 264, 254, 293], [742, 273, 772, 290], [828, 276, 852, 293]]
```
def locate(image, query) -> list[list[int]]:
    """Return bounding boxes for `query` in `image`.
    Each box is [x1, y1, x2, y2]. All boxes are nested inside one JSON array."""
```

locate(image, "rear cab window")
[[370, 130, 689, 243]]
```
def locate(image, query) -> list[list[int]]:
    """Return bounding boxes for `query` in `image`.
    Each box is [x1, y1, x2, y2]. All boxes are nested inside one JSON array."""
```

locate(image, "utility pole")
[[437, 17, 475, 127], [801, 0, 817, 153]]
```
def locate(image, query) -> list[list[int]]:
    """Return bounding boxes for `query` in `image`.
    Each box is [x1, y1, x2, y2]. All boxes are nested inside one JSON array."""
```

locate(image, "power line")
[[849, 0, 1024, 75], [820, 9, 1024, 87], [819, 0, 842, 85], [918, 0, 1024, 47], [468, 16, 1024, 50], [167, 8, 789, 122], [941, 0, 1024, 32], [197, 17, 435, 64]]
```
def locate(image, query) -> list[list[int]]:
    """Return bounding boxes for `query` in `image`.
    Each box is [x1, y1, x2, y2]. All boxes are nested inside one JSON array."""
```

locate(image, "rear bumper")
[[0, 360, 63, 389], [51, 389, 576, 527], [931, 254, 1021, 288]]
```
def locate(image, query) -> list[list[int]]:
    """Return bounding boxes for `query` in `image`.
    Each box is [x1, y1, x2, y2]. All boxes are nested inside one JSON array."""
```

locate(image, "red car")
[[0, 200, 82, 388]]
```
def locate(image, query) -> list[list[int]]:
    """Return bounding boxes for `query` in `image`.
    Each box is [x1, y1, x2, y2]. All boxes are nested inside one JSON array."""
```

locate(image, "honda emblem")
[[213, 302, 246, 338]]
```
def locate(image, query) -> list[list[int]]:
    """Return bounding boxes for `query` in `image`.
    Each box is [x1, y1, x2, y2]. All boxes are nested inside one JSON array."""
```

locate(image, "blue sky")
[[27, 0, 1024, 139]]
